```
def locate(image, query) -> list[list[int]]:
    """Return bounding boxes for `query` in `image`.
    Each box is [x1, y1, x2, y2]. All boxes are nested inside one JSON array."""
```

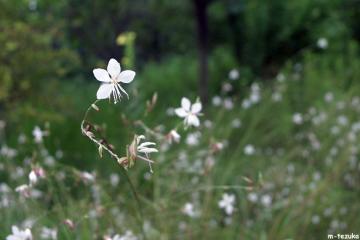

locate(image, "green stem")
[[121, 168, 148, 240]]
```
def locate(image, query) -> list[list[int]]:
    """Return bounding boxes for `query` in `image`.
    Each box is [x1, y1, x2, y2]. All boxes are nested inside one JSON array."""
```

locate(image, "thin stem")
[[80, 100, 126, 165], [121, 168, 148, 240], [81, 100, 148, 239]]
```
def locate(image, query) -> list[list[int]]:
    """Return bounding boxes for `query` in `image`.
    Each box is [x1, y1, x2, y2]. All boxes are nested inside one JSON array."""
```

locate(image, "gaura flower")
[[32, 126, 48, 143], [15, 184, 31, 198], [6, 226, 32, 240], [166, 130, 181, 143], [218, 193, 236, 215], [119, 135, 158, 172], [175, 97, 202, 127], [93, 58, 135, 103], [28, 167, 46, 186]]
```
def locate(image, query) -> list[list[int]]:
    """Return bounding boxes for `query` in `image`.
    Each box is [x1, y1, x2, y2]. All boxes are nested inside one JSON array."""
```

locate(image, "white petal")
[[138, 148, 158, 153], [93, 69, 110, 82], [191, 102, 202, 114], [107, 58, 121, 79], [96, 84, 113, 99], [175, 108, 188, 118], [188, 115, 200, 127], [138, 142, 156, 148], [12, 226, 19, 235], [118, 70, 135, 83], [181, 97, 191, 111]]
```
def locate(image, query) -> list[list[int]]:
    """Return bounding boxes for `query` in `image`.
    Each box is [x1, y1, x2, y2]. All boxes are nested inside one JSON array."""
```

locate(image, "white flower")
[[136, 135, 158, 155], [185, 132, 201, 146], [292, 113, 303, 125], [110, 173, 120, 187], [231, 119, 241, 128], [15, 184, 31, 198], [28, 167, 45, 186], [112, 231, 138, 240], [6, 226, 32, 240], [223, 98, 234, 110], [32, 126, 46, 143], [247, 192, 258, 203], [244, 144, 255, 155], [80, 171, 95, 183], [228, 69, 239, 80], [40, 227, 57, 240], [167, 130, 181, 143], [93, 58, 135, 103], [218, 193, 236, 215], [212, 96, 222, 106], [28, 171, 38, 185], [182, 202, 198, 218], [175, 97, 202, 127], [261, 194, 272, 208], [134, 135, 158, 172], [317, 38, 328, 49]]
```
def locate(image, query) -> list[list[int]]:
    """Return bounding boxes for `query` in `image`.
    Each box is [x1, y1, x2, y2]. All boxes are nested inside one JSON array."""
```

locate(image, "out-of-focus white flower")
[[40, 227, 57, 240], [337, 115, 348, 126], [228, 69, 239, 80], [32, 126, 47, 143], [222, 83, 233, 93], [182, 202, 198, 218], [212, 96, 222, 106], [0, 145, 17, 158], [311, 215, 320, 225], [93, 58, 135, 103], [63, 219, 75, 230], [231, 119, 242, 128], [247, 192, 258, 203], [28, 171, 37, 185], [112, 231, 138, 240], [166, 130, 181, 143], [110, 173, 120, 187], [80, 171, 95, 183], [186, 132, 201, 146], [223, 98, 234, 110], [272, 92, 282, 102], [15, 184, 31, 198], [276, 73, 285, 82], [55, 150, 63, 159], [28, 167, 46, 186], [261, 194, 272, 208], [324, 92, 334, 102], [244, 144, 255, 156], [6, 226, 32, 240], [218, 193, 236, 215], [18, 134, 27, 144], [317, 38, 328, 49], [242, 99, 252, 109], [175, 97, 202, 127], [292, 113, 303, 125]]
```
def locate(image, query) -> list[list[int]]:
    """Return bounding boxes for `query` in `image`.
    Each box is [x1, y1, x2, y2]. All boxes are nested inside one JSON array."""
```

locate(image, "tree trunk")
[[193, 0, 209, 105]]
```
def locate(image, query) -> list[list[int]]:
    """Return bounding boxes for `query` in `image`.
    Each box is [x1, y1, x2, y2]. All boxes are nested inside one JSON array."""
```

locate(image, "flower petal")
[[107, 58, 121, 79], [118, 70, 135, 83], [181, 97, 191, 111], [138, 142, 156, 148], [175, 108, 188, 118], [191, 102, 202, 114], [96, 84, 113, 99], [138, 147, 158, 153], [93, 69, 110, 82], [188, 115, 200, 127]]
